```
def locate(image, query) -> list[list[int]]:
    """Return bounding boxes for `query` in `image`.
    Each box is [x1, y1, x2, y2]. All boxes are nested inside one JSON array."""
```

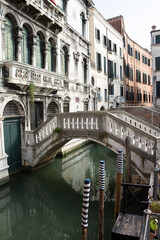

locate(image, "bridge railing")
[[57, 112, 106, 132], [24, 111, 160, 161], [106, 112, 157, 158], [110, 109, 160, 137], [25, 115, 57, 146]]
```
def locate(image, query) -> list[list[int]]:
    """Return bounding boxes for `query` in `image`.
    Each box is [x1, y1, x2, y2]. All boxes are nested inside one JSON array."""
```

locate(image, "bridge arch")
[[23, 110, 159, 180]]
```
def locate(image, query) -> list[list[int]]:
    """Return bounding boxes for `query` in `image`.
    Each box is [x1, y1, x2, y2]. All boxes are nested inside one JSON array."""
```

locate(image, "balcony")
[[15, 0, 63, 33], [3, 61, 63, 92]]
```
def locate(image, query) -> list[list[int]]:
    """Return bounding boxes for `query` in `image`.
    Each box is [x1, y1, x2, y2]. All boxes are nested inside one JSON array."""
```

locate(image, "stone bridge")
[[22, 109, 160, 178]]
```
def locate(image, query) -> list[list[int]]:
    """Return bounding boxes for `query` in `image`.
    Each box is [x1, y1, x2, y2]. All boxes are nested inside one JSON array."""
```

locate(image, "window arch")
[[83, 58, 87, 84], [80, 12, 86, 37], [48, 39, 56, 72], [22, 26, 31, 64], [5, 16, 15, 61], [36, 33, 44, 68], [47, 101, 59, 118], [62, 46, 68, 76]]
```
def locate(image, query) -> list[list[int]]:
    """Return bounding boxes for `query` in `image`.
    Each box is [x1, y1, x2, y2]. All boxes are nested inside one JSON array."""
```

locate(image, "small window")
[[104, 56, 106, 74], [104, 89, 107, 101], [108, 39, 112, 51], [95, 28, 100, 41], [156, 35, 160, 44], [156, 81, 160, 98], [113, 43, 117, 53], [103, 35, 107, 46], [120, 86, 123, 97], [156, 57, 160, 71], [120, 65, 123, 80], [96, 52, 102, 71]]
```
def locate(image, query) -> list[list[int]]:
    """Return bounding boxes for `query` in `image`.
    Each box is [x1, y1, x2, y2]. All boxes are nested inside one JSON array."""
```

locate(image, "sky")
[[93, 0, 160, 51]]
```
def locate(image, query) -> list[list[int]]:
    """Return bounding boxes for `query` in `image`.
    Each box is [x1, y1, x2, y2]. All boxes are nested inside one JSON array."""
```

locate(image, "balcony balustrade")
[[16, 0, 64, 32], [4, 61, 63, 90]]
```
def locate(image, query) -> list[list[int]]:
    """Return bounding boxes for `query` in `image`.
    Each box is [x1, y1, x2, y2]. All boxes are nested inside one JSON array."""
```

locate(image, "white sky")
[[93, 0, 160, 51]]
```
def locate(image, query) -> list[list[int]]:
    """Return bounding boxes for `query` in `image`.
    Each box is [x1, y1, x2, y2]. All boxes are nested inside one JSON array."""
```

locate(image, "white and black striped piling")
[[114, 150, 123, 222], [81, 178, 91, 240], [98, 161, 105, 240]]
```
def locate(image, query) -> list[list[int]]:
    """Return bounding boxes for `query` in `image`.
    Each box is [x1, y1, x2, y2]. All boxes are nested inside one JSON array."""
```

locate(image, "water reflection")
[[60, 143, 118, 202], [0, 142, 145, 240]]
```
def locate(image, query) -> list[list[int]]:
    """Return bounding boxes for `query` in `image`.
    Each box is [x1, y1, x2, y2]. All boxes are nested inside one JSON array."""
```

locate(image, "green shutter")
[[22, 27, 30, 64], [36, 34, 43, 68], [5, 17, 15, 61]]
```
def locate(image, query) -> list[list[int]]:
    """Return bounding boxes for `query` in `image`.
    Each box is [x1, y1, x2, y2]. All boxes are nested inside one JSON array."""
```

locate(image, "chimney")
[[152, 25, 156, 31]]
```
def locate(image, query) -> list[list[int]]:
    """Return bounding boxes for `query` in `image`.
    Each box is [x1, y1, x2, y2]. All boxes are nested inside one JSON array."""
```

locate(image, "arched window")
[[62, 47, 68, 76], [5, 16, 15, 61], [36, 33, 44, 68], [83, 58, 87, 84], [47, 101, 59, 118], [22, 26, 31, 64], [81, 12, 86, 37]]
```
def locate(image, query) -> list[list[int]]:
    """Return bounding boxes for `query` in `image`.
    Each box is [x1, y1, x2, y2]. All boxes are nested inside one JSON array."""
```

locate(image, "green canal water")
[[0, 142, 141, 240]]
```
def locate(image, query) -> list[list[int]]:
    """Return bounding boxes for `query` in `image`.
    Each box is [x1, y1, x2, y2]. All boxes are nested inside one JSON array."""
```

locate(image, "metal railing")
[[141, 209, 160, 240]]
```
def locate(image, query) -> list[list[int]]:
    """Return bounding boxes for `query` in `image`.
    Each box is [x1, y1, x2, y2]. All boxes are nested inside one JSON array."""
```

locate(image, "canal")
[[0, 142, 143, 240]]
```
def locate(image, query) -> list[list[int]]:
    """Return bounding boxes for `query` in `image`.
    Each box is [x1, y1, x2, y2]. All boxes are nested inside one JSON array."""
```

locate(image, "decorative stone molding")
[[73, 51, 80, 63], [31, 71, 41, 83], [16, 68, 28, 81], [43, 75, 52, 85]]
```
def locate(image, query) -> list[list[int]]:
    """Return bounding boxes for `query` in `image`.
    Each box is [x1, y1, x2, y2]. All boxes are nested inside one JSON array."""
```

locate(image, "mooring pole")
[[125, 136, 132, 183], [98, 161, 105, 240], [81, 178, 91, 240], [114, 150, 123, 222]]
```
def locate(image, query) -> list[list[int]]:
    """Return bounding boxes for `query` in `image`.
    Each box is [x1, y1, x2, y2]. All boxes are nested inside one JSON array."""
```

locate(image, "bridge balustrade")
[[23, 110, 160, 167], [25, 115, 57, 146]]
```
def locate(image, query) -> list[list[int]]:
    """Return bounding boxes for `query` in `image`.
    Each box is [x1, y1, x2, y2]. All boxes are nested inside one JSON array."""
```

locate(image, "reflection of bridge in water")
[[0, 142, 147, 240], [24, 108, 160, 182]]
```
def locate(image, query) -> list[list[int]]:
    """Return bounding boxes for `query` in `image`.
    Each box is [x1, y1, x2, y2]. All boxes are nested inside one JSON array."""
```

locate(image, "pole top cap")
[[85, 178, 90, 184]]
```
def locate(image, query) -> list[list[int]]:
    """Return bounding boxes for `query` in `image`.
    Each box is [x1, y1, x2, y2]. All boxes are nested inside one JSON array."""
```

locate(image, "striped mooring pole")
[[98, 160, 105, 240], [114, 150, 123, 222], [81, 178, 91, 240]]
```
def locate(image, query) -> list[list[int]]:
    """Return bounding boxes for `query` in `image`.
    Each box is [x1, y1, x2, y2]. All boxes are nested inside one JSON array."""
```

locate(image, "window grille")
[[3, 101, 24, 117]]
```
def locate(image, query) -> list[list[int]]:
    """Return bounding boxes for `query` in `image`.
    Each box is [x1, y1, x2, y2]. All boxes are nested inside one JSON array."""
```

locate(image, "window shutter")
[[5, 17, 15, 61]]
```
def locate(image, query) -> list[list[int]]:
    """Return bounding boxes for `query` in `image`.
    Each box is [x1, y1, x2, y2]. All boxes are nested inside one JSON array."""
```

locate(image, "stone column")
[[43, 41, 49, 70], [53, 48, 57, 72], [15, 26, 23, 62], [31, 34, 37, 67], [0, 118, 9, 185]]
